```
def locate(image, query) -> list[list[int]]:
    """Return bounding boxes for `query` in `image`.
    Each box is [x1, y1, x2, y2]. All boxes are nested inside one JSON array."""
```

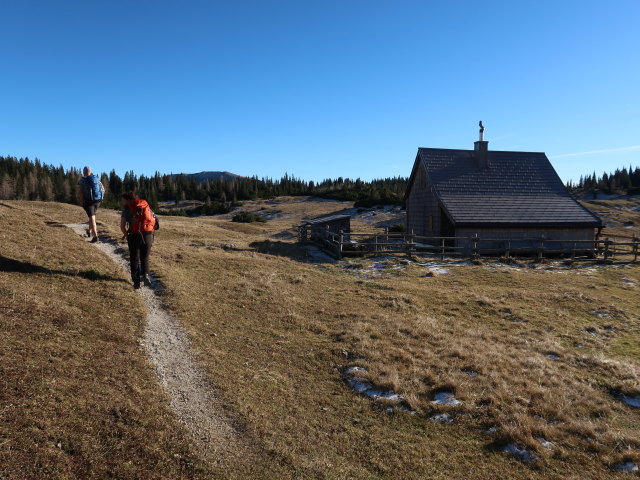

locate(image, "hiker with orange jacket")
[[120, 192, 159, 289]]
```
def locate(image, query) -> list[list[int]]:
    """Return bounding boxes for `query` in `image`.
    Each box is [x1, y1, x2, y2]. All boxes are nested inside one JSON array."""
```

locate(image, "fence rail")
[[299, 226, 640, 262]]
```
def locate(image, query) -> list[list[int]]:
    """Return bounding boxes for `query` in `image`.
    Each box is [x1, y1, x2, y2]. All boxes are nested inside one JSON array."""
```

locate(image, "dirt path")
[[65, 224, 247, 465]]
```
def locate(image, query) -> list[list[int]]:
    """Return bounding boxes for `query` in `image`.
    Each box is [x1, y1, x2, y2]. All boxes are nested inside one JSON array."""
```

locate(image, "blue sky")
[[1, 0, 639, 182]]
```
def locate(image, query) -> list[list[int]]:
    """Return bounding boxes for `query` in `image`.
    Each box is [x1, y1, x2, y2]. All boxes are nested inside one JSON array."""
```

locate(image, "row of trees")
[[0, 156, 409, 211], [567, 166, 640, 196], [0, 157, 81, 203]]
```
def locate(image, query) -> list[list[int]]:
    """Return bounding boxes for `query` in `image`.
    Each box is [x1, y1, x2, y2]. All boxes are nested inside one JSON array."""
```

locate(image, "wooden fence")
[[301, 227, 640, 262]]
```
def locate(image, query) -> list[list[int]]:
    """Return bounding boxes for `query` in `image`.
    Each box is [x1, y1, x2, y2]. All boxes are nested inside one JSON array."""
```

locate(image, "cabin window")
[[428, 215, 433, 231]]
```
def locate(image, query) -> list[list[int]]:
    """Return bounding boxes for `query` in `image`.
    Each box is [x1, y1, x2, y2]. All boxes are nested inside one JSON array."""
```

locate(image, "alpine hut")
[[403, 123, 603, 254]]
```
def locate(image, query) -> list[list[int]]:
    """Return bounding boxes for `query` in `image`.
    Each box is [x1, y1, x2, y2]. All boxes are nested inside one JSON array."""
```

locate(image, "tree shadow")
[[0, 255, 128, 283]]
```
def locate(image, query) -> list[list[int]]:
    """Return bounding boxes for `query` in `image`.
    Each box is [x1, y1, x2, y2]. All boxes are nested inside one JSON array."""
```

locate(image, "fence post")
[[440, 238, 445, 260], [538, 235, 545, 261], [633, 235, 639, 263], [338, 230, 344, 260], [374, 235, 378, 252], [604, 237, 611, 262], [409, 228, 415, 254], [472, 234, 479, 259], [384, 227, 388, 253], [505, 241, 510, 259], [572, 242, 576, 260]]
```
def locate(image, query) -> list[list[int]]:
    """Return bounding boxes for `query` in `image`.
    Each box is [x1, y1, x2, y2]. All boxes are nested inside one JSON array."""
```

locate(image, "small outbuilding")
[[403, 124, 603, 253], [299, 214, 351, 243]]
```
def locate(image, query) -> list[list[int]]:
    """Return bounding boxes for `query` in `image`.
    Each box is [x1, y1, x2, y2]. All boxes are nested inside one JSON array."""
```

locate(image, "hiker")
[[120, 192, 159, 289], [76, 166, 105, 243]]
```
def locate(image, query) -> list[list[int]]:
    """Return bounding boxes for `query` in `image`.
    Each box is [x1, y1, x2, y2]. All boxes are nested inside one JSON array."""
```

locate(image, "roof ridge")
[[418, 147, 547, 155]]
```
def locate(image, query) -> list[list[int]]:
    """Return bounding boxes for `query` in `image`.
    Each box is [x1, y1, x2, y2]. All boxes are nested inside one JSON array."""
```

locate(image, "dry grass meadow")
[[1, 196, 639, 479]]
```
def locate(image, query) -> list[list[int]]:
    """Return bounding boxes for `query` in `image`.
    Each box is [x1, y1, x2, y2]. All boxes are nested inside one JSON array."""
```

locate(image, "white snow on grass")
[[482, 426, 499, 435], [424, 266, 450, 275], [619, 395, 640, 408], [344, 365, 406, 407], [537, 437, 554, 449], [501, 443, 539, 463], [614, 461, 639, 472], [431, 391, 461, 406], [430, 413, 453, 424]]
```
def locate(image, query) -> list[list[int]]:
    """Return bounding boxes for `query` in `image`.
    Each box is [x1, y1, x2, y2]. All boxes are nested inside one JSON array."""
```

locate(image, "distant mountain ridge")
[[173, 171, 245, 183]]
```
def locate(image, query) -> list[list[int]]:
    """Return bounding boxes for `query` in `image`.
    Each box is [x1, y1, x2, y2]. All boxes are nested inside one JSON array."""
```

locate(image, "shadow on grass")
[[249, 240, 305, 258], [249, 240, 336, 264], [44, 221, 66, 228], [0, 255, 128, 283]]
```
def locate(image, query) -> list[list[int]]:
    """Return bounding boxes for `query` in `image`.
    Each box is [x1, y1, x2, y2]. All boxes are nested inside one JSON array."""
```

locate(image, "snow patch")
[[430, 413, 453, 424], [431, 391, 461, 406], [613, 461, 639, 472], [537, 437, 554, 449], [619, 395, 640, 408], [344, 366, 406, 407], [501, 443, 539, 463]]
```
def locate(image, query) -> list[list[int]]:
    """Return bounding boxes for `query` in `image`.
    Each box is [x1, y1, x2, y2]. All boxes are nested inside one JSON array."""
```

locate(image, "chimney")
[[474, 120, 489, 168]]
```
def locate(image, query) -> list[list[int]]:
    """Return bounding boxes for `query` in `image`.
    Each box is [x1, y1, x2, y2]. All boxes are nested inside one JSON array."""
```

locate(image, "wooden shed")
[[403, 128, 603, 254], [299, 214, 351, 243]]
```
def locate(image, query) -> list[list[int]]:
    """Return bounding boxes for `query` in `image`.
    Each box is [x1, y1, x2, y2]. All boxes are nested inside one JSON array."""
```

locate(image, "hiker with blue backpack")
[[76, 166, 105, 243], [119, 192, 159, 289]]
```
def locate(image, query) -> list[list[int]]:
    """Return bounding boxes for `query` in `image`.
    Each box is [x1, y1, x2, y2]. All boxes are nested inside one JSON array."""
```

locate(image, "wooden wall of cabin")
[[406, 164, 440, 237], [454, 226, 597, 254], [310, 218, 351, 241]]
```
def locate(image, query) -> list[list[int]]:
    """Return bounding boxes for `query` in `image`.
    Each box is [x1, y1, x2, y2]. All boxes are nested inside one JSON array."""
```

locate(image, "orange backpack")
[[130, 199, 156, 234]]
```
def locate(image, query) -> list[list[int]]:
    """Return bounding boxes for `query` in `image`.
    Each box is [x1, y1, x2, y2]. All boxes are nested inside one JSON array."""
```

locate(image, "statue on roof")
[[479, 121, 485, 141]]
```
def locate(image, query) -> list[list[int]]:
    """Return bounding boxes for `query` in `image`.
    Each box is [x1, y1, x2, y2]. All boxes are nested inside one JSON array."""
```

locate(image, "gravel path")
[[65, 224, 247, 465]]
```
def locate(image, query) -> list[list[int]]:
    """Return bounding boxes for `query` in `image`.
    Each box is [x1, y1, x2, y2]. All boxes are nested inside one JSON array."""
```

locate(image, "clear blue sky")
[[1, 0, 639, 183]]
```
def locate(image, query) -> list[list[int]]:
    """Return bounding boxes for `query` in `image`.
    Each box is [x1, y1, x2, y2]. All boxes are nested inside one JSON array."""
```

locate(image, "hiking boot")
[[90, 236, 99, 243], [133, 281, 141, 290], [85, 228, 91, 237], [142, 275, 152, 287]]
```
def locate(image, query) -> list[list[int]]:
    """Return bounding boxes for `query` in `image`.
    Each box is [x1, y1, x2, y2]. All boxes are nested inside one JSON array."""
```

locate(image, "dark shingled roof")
[[303, 214, 350, 225], [407, 148, 602, 227]]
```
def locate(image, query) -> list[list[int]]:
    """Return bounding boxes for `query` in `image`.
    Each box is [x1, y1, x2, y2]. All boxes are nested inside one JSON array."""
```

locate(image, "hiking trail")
[[66, 223, 248, 465]]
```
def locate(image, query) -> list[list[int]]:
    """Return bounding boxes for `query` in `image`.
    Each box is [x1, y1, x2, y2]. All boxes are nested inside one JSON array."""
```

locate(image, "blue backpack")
[[83, 174, 104, 202]]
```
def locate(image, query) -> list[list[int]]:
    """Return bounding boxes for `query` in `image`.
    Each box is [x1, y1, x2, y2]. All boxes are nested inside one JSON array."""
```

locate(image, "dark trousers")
[[127, 232, 154, 282]]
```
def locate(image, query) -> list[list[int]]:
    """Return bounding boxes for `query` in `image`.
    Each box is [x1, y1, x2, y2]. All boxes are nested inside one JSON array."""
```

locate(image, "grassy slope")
[[0, 201, 216, 479], [2, 198, 639, 479]]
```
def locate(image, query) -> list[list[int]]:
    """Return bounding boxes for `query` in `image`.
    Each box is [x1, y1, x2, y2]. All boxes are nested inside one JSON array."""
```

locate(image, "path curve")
[[66, 224, 247, 465]]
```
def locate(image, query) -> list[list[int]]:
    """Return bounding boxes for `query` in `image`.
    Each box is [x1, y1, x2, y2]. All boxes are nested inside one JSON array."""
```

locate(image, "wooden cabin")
[[299, 214, 351, 243], [403, 128, 603, 254]]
